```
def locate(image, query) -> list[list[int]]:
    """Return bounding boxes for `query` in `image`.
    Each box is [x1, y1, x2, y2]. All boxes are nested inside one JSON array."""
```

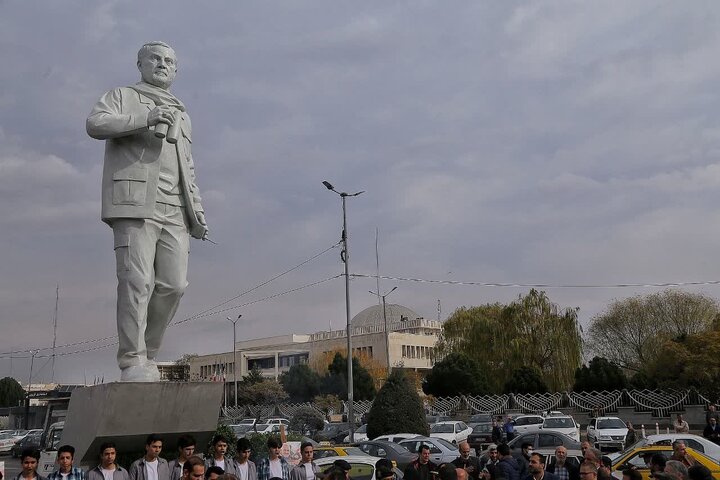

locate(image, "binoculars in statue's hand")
[[154, 117, 181, 144]]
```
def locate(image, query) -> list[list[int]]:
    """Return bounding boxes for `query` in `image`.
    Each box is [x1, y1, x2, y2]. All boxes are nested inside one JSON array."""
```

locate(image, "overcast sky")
[[2, 1, 720, 384]]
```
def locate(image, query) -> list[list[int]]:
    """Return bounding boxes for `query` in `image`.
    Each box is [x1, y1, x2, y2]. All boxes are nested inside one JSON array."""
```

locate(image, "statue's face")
[[137, 44, 177, 89]]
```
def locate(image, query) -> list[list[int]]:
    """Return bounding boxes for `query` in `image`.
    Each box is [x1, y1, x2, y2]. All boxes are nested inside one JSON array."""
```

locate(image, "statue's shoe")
[[120, 364, 156, 382], [145, 359, 161, 382]]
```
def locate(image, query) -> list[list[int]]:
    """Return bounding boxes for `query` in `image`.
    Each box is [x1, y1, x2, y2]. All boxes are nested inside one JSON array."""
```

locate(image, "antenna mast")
[[51, 285, 59, 383]]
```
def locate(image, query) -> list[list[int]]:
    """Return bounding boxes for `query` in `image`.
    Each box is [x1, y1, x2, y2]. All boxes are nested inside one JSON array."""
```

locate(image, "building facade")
[[188, 304, 441, 382]]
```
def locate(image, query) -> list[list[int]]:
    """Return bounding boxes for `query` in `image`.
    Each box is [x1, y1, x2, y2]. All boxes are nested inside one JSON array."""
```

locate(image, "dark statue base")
[[61, 382, 224, 465]]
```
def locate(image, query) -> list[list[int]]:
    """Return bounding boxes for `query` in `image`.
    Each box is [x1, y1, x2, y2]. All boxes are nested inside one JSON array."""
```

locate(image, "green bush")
[[367, 370, 428, 440]]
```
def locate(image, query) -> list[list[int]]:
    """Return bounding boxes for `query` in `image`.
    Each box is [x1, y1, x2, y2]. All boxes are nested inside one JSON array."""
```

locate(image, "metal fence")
[[221, 388, 713, 422]]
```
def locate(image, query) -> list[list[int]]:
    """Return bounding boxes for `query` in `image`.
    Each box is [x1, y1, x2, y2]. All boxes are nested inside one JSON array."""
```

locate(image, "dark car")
[[467, 423, 494, 454], [468, 414, 493, 429], [356, 440, 419, 470], [315, 423, 351, 444], [12, 432, 42, 458]]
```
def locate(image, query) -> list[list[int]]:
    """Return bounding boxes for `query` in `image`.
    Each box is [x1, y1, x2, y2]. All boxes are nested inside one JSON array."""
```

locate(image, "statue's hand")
[[147, 106, 176, 127], [195, 211, 207, 226]]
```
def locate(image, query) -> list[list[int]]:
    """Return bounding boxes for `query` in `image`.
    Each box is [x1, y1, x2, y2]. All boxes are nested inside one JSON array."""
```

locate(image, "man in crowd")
[[496, 444, 520, 480], [130, 434, 170, 480], [480, 445, 500, 480], [527, 453, 558, 480], [235, 438, 257, 480], [290, 442, 319, 480], [674, 415, 690, 434], [703, 418, 720, 444], [665, 461, 689, 480], [452, 442, 481, 480], [257, 437, 290, 480], [48, 445, 86, 480], [182, 458, 205, 480], [516, 443, 533, 479], [650, 453, 668, 476], [546, 446, 579, 480], [331, 460, 352, 480], [170, 436, 197, 480], [578, 463, 597, 480], [17, 448, 47, 480], [706, 406, 719, 426], [621, 469, 641, 480], [205, 467, 224, 480], [404, 444, 438, 480], [88, 442, 130, 480], [582, 447, 610, 480], [504, 418, 516, 442], [206, 436, 237, 476], [671, 441, 695, 467], [375, 460, 395, 480]]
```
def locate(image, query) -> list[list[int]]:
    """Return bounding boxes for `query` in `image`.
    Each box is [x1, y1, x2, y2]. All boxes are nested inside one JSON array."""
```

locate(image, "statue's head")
[[137, 41, 177, 89]]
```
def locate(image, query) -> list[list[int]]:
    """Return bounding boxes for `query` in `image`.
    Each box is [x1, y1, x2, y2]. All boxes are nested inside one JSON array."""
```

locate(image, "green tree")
[[0, 377, 24, 407], [290, 405, 325, 435], [238, 380, 288, 405], [313, 394, 342, 417], [321, 353, 376, 401], [367, 370, 429, 440], [422, 353, 490, 397], [587, 290, 719, 372], [435, 290, 582, 392], [503, 366, 548, 394], [573, 357, 628, 392], [279, 364, 321, 402]]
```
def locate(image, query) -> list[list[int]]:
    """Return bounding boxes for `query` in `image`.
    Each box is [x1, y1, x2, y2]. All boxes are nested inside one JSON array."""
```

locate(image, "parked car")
[[373, 433, 422, 443], [314, 446, 368, 459], [0, 432, 17, 454], [468, 414, 493, 429], [229, 424, 254, 437], [430, 421, 472, 445], [264, 417, 290, 426], [315, 455, 404, 480], [315, 423, 351, 443], [426, 415, 452, 426], [343, 424, 369, 443], [587, 417, 628, 452], [610, 446, 720, 480], [512, 415, 545, 435], [399, 436, 459, 464], [252, 424, 283, 435], [540, 415, 580, 442], [12, 431, 42, 458], [479, 432, 582, 461], [467, 423, 494, 454], [356, 440, 419, 470], [238, 418, 257, 426]]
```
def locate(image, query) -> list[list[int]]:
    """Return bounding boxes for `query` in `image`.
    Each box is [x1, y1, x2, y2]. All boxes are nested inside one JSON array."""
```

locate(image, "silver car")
[[399, 436, 459, 464]]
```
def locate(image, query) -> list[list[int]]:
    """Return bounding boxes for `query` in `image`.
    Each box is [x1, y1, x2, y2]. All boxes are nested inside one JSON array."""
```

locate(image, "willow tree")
[[435, 290, 582, 392], [587, 290, 720, 372]]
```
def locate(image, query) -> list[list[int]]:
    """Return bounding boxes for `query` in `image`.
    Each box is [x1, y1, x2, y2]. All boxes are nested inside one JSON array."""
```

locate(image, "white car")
[[265, 417, 290, 426], [540, 415, 580, 442], [587, 417, 628, 451], [315, 455, 403, 480], [373, 433, 422, 443], [343, 424, 369, 443], [0, 432, 17, 453], [429, 421, 472, 445], [238, 418, 257, 426], [253, 423, 283, 434], [399, 437, 459, 464], [512, 415, 545, 435]]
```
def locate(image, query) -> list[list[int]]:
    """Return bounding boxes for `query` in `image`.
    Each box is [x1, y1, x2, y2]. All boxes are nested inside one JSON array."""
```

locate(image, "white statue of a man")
[[87, 41, 208, 381]]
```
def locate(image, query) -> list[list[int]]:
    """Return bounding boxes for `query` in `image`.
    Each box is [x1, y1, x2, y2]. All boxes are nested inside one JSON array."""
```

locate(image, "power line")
[[0, 242, 340, 358], [351, 273, 720, 289]]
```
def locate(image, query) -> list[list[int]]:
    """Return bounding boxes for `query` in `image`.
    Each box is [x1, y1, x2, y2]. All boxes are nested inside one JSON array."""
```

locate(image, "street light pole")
[[369, 286, 397, 375], [227, 314, 242, 409], [24, 350, 38, 429], [323, 180, 364, 441]]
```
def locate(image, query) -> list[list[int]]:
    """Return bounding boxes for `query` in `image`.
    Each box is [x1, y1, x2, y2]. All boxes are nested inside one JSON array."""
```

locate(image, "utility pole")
[[226, 314, 242, 409], [369, 287, 397, 375]]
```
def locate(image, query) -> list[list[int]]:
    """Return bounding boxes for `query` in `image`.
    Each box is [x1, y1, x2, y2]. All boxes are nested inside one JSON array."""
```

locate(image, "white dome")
[[351, 304, 422, 330]]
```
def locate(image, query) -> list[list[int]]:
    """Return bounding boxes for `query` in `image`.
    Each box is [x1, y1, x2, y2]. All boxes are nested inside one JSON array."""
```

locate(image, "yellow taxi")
[[314, 444, 367, 459], [611, 446, 720, 480]]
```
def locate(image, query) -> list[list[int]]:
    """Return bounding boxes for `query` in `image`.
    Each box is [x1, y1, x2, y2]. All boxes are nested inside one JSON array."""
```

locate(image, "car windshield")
[[239, 418, 255, 424], [473, 424, 491, 433], [436, 438, 457, 450], [431, 424, 455, 433], [544, 418, 574, 428], [344, 447, 366, 455], [0, 433, 12, 440], [357, 425, 367, 433], [598, 419, 626, 429]]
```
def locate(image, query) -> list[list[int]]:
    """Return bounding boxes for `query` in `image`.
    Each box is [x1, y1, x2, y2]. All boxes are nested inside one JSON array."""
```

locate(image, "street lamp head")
[[322, 181, 334, 190], [350, 190, 365, 197], [389, 286, 398, 294]]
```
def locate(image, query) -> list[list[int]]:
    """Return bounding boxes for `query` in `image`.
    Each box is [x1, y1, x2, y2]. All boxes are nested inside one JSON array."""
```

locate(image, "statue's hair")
[[137, 41, 174, 62]]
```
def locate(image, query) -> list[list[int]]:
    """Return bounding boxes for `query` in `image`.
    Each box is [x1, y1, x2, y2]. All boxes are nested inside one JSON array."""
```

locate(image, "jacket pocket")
[[112, 167, 148, 205]]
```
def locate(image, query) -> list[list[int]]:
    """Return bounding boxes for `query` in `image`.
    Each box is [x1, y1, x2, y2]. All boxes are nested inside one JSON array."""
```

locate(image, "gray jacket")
[[204, 457, 237, 476], [168, 460, 184, 480], [235, 460, 258, 480], [88, 466, 131, 480], [289, 462, 320, 480], [129, 458, 171, 480]]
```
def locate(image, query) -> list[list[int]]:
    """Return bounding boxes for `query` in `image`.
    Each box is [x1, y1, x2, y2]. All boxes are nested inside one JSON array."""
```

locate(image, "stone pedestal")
[[61, 382, 223, 465]]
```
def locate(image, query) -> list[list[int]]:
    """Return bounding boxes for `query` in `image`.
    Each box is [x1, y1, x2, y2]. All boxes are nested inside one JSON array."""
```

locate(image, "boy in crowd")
[[88, 442, 130, 480], [48, 445, 86, 480]]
